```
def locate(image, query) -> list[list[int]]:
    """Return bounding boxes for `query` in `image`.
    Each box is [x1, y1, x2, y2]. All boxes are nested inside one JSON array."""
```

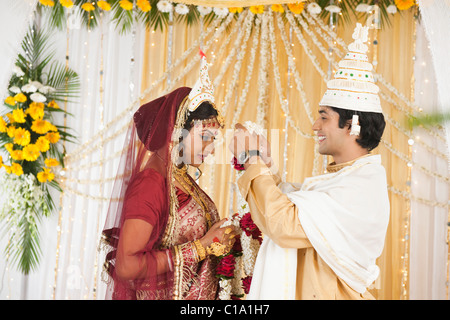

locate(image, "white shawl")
[[247, 155, 390, 299]]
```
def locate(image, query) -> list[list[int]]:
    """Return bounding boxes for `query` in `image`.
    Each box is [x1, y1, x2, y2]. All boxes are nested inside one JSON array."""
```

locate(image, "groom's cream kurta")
[[238, 155, 389, 300]]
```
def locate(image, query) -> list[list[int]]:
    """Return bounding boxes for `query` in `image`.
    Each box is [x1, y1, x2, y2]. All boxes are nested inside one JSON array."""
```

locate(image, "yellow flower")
[[47, 100, 60, 109], [229, 7, 243, 14], [39, 0, 55, 7], [0, 117, 7, 132], [10, 150, 24, 161], [4, 143, 13, 153], [14, 93, 27, 103], [3, 165, 11, 174], [10, 163, 23, 176], [46, 131, 60, 144], [37, 167, 54, 183], [249, 5, 265, 14], [5, 113, 14, 122], [288, 2, 305, 15], [137, 0, 151, 12], [60, 0, 73, 8], [7, 126, 16, 138], [120, 0, 133, 11], [31, 119, 52, 134], [36, 136, 50, 152], [13, 128, 31, 146], [0, 155, 2, 167], [81, 2, 95, 11], [5, 96, 16, 106], [23, 144, 40, 162], [28, 102, 45, 120], [271, 4, 284, 13], [395, 0, 415, 10], [44, 158, 59, 167], [97, 0, 111, 11], [12, 108, 26, 123]]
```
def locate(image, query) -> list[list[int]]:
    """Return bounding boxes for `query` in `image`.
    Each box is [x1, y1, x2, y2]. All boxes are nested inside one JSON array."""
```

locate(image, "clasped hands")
[[228, 123, 272, 169]]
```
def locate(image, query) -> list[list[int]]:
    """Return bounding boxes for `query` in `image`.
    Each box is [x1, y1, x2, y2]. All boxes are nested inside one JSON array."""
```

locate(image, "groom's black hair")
[[330, 106, 386, 151]]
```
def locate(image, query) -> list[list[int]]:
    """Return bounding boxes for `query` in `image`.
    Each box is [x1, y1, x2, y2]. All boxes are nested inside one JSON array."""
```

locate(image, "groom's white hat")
[[319, 23, 382, 114]]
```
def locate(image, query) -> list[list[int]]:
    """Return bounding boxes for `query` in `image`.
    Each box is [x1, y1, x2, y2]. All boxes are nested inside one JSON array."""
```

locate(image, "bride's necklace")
[[173, 165, 212, 229]]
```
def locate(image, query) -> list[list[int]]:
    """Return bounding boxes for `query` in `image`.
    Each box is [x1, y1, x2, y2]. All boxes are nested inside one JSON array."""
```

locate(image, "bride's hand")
[[199, 218, 237, 252]]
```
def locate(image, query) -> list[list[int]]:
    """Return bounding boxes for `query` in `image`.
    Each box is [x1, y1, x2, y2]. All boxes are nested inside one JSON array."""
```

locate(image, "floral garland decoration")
[[216, 121, 265, 300], [0, 27, 79, 274], [37, 0, 418, 33]]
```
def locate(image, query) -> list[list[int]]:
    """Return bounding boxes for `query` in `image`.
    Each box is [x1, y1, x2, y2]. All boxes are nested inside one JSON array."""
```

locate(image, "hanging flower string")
[[37, 1, 417, 32]]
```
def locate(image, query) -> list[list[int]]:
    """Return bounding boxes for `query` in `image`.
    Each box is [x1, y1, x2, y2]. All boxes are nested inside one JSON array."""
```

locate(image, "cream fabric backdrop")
[[0, 6, 448, 300]]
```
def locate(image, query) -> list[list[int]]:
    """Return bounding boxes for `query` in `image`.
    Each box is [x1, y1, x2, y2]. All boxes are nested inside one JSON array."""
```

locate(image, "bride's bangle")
[[193, 239, 207, 261]]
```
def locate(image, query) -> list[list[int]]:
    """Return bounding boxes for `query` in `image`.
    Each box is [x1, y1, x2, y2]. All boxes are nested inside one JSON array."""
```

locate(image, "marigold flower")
[[97, 0, 111, 11], [39, 0, 55, 7], [4, 143, 13, 153], [28, 102, 45, 120], [228, 7, 243, 14], [14, 93, 27, 103], [37, 167, 54, 183], [60, 0, 73, 8], [31, 119, 52, 134], [45, 158, 59, 167], [10, 150, 24, 161], [288, 2, 305, 15], [36, 136, 50, 152], [23, 144, 40, 162], [137, 0, 151, 12], [271, 4, 284, 13], [7, 127, 16, 138], [10, 163, 24, 176], [13, 128, 31, 146], [120, 0, 133, 10], [249, 5, 265, 14], [12, 108, 27, 123], [5, 96, 16, 106], [46, 131, 60, 144], [47, 100, 59, 109], [0, 117, 7, 132], [81, 2, 95, 11], [395, 0, 415, 10]]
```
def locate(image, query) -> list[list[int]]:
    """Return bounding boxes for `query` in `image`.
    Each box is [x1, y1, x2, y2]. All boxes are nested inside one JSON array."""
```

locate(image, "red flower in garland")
[[240, 213, 262, 244], [216, 253, 236, 280], [232, 157, 245, 171], [242, 276, 252, 294]]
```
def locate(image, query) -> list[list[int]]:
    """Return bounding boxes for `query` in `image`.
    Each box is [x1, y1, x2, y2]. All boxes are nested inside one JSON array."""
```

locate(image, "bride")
[[101, 53, 237, 300]]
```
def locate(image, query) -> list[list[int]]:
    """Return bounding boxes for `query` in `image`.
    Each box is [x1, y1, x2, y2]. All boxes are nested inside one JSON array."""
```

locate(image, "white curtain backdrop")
[[0, 0, 37, 100], [409, 21, 450, 300]]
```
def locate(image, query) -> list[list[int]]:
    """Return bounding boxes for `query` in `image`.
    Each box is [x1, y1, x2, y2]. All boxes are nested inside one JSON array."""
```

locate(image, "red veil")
[[101, 87, 207, 299]]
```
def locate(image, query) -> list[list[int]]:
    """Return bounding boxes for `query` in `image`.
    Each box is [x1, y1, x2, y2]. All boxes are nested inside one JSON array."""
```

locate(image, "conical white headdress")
[[188, 50, 215, 112], [319, 23, 382, 114]]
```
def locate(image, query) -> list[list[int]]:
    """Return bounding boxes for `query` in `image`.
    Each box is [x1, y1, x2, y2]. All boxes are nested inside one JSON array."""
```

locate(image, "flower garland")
[[215, 121, 264, 300], [37, 0, 417, 33], [0, 27, 78, 274]]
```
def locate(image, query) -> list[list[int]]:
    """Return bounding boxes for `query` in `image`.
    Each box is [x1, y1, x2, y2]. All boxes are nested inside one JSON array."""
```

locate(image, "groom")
[[229, 24, 390, 300]]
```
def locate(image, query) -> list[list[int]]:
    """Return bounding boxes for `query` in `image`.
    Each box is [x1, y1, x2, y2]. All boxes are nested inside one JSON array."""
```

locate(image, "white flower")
[[13, 65, 25, 77], [325, 5, 341, 13], [356, 4, 371, 12], [39, 85, 56, 94], [213, 7, 229, 18], [30, 92, 47, 103], [197, 6, 212, 16], [29, 80, 43, 90], [9, 86, 21, 94], [307, 2, 322, 15], [175, 3, 189, 15], [157, 0, 173, 13], [21, 83, 38, 93], [387, 4, 397, 14]]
